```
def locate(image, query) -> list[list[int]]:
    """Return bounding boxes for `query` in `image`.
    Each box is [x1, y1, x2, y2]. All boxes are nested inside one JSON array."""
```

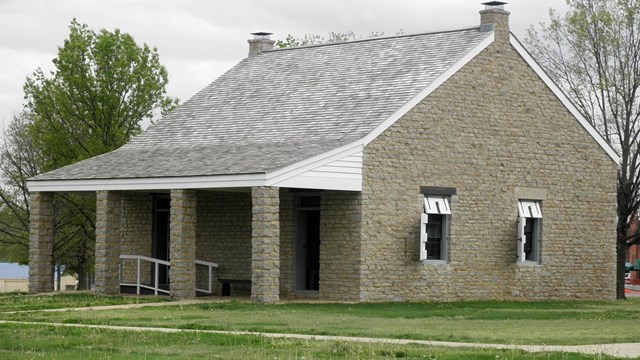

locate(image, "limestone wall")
[[279, 190, 295, 297], [120, 193, 153, 284], [319, 190, 362, 301], [360, 39, 617, 301], [196, 191, 253, 296]]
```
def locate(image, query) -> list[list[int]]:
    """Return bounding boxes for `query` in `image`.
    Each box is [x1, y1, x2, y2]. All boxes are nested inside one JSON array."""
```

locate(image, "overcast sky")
[[0, 0, 569, 130]]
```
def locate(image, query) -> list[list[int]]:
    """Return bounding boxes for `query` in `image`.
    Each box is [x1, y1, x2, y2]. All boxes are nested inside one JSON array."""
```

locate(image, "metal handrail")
[[119, 254, 170, 295], [119, 254, 218, 296], [195, 259, 219, 294]]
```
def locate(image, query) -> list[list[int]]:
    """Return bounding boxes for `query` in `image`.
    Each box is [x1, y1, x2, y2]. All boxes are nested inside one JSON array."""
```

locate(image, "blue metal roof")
[[0, 263, 29, 279]]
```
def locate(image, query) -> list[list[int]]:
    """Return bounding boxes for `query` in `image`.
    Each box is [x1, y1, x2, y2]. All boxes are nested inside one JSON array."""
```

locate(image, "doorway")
[[295, 195, 320, 291], [152, 196, 170, 287]]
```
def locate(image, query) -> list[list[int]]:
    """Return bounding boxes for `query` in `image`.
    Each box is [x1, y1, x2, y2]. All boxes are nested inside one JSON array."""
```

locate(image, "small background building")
[[0, 263, 76, 292], [0, 263, 29, 292]]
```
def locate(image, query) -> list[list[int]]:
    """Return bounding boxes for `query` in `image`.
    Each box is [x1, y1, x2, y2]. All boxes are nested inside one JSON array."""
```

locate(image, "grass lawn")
[[2, 296, 640, 346], [0, 294, 638, 358], [0, 292, 170, 312], [0, 322, 621, 359]]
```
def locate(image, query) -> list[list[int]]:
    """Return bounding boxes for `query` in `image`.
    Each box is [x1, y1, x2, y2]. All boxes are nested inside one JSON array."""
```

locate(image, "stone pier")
[[251, 186, 280, 303], [28, 192, 55, 293], [95, 190, 122, 294], [170, 189, 197, 299]]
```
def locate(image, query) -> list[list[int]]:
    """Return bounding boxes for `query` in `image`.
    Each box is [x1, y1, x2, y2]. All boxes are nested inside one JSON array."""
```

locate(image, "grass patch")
[[3, 298, 640, 345], [0, 323, 620, 359], [0, 292, 170, 312]]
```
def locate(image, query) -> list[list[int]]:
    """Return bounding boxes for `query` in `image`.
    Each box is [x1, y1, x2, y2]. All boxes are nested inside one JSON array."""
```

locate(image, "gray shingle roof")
[[32, 28, 490, 181]]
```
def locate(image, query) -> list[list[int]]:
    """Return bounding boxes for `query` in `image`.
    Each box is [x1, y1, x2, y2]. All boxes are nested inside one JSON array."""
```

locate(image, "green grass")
[[0, 292, 170, 312], [2, 298, 640, 346], [0, 323, 619, 359]]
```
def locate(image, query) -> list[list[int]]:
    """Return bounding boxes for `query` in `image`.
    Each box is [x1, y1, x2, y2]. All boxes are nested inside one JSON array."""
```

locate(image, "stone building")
[[27, 3, 618, 302]]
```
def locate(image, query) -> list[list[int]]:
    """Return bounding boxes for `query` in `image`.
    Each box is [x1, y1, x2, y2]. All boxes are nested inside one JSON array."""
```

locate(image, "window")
[[517, 200, 542, 262], [420, 196, 451, 261]]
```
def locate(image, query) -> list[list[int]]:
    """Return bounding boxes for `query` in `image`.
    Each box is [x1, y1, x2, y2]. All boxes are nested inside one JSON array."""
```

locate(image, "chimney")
[[480, 1, 510, 45], [248, 32, 275, 58]]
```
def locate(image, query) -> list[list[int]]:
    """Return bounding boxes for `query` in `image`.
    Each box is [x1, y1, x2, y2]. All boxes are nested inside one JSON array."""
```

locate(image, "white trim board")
[[27, 174, 267, 192], [266, 141, 363, 185]]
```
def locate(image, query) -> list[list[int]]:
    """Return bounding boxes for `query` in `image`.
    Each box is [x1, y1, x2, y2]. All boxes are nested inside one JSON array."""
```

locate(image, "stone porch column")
[[28, 191, 55, 293], [95, 191, 122, 294], [170, 189, 197, 299], [251, 186, 280, 303]]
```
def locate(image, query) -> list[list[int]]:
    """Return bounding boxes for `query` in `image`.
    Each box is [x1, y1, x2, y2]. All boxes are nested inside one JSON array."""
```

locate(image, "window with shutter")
[[517, 200, 542, 263], [421, 196, 451, 261]]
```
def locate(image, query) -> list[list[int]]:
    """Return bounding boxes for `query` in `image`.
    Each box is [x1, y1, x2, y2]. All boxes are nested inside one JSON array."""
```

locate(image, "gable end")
[[509, 34, 619, 164]]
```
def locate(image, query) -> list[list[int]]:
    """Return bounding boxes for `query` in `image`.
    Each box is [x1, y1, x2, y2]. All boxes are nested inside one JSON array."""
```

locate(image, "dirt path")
[[1, 318, 639, 358]]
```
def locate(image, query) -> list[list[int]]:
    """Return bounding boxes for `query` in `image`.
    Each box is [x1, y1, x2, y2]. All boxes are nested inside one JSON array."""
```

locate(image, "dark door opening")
[[295, 195, 320, 291], [152, 196, 170, 287]]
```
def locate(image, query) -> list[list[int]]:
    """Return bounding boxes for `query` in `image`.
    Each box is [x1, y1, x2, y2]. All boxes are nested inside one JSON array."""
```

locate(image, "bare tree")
[[275, 31, 389, 48], [0, 113, 96, 287], [526, 0, 640, 299], [0, 113, 38, 261]]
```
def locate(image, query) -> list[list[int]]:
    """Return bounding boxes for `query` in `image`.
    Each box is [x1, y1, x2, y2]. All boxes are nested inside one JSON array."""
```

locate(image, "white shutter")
[[424, 196, 451, 214], [420, 213, 428, 260], [517, 215, 526, 262], [518, 200, 542, 218]]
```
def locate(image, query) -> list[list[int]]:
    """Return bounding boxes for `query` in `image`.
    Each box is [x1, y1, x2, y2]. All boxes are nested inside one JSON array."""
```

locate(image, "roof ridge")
[[266, 26, 482, 53]]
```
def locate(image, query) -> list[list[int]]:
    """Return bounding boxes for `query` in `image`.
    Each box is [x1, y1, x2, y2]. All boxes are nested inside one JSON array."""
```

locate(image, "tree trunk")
[[56, 264, 61, 291], [617, 205, 628, 300], [617, 232, 627, 299], [76, 265, 88, 290]]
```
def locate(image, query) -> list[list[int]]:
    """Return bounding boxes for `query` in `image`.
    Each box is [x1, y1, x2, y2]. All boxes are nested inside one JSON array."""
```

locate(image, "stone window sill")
[[517, 260, 541, 267], [421, 260, 448, 267]]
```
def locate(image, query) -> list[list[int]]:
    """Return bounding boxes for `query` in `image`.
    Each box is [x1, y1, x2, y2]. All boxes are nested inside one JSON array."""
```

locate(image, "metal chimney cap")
[[482, 1, 507, 9], [251, 32, 273, 39]]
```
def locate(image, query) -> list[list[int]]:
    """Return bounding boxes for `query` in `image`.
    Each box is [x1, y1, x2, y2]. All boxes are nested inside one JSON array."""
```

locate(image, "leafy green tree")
[[526, 0, 640, 298], [0, 20, 177, 289], [25, 19, 177, 171]]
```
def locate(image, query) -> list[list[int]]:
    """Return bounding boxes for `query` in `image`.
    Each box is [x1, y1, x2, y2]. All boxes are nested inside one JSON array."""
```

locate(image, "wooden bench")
[[218, 278, 251, 296]]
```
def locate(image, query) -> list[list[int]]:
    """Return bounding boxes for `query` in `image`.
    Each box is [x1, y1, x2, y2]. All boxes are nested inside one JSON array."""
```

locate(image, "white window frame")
[[517, 200, 542, 263], [420, 196, 451, 261]]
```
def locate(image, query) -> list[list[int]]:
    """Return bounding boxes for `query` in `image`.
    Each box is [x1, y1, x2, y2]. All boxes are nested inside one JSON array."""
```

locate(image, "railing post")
[[208, 265, 213, 293], [154, 262, 159, 296], [136, 258, 141, 295]]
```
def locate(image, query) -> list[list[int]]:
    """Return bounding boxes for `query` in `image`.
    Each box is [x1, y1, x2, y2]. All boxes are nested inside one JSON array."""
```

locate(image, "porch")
[[28, 187, 361, 303]]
